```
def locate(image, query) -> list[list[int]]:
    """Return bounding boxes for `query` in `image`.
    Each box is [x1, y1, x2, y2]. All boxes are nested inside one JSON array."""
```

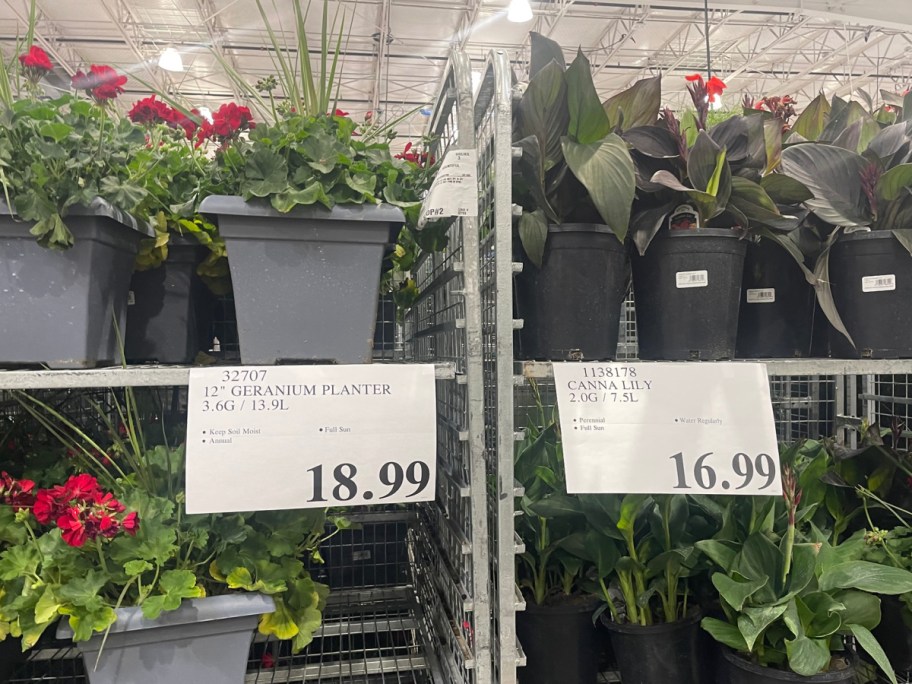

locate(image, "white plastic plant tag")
[[417, 149, 477, 229], [127, 291, 135, 306], [861, 275, 896, 292], [746, 288, 776, 304], [675, 270, 708, 288]]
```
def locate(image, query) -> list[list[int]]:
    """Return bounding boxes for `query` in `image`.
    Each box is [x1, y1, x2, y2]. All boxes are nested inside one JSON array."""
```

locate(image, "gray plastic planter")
[[200, 196, 404, 364], [126, 235, 212, 364], [0, 199, 153, 368], [57, 593, 275, 684]]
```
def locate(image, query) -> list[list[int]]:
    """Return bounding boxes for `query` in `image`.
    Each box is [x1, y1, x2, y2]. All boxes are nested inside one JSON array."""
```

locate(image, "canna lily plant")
[[698, 441, 912, 682], [512, 32, 636, 267], [626, 74, 810, 256]]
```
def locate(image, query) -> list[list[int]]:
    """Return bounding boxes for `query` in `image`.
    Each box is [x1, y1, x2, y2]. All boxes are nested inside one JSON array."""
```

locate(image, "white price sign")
[[553, 363, 780, 496], [185, 365, 437, 513], [418, 148, 477, 229]]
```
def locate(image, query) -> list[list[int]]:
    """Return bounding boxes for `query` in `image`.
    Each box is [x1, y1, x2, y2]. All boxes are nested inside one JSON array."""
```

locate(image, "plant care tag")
[[418, 148, 478, 229], [746, 288, 776, 304], [185, 365, 437, 513], [553, 363, 780, 496], [861, 274, 896, 292], [675, 270, 708, 288], [127, 291, 135, 306]]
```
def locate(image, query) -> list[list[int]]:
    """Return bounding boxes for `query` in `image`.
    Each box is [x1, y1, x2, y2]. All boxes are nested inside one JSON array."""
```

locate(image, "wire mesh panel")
[[403, 52, 490, 684], [474, 50, 522, 684], [868, 374, 912, 451]]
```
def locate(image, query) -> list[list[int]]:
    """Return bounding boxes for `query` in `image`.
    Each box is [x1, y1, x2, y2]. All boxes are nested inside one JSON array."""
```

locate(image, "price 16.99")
[[669, 451, 777, 492], [305, 460, 431, 504]]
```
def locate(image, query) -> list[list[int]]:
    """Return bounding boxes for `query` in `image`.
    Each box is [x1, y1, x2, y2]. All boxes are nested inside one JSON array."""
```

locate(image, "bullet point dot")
[[202, 439, 206, 443], [319, 428, 323, 432]]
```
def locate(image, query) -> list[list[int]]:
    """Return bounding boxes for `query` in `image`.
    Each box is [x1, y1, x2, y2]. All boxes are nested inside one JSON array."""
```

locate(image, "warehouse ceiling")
[[2, 0, 912, 142]]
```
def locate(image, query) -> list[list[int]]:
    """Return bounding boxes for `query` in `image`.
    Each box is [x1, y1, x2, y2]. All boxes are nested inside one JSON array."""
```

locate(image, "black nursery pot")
[[873, 595, 912, 671], [126, 236, 213, 364], [721, 648, 854, 684], [516, 598, 599, 684], [514, 224, 630, 361], [631, 229, 747, 360], [737, 238, 816, 359], [828, 231, 912, 358], [604, 611, 709, 684]]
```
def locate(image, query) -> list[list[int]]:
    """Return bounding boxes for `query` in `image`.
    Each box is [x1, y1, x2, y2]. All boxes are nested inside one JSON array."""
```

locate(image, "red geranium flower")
[[121, 511, 140, 536], [333, 108, 349, 117], [128, 95, 173, 125], [63, 473, 101, 501], [73, 65, 127, 102], [18, 45, 53, 79], [196, 102, 255, 147], [0, 472, 36, 512], [57, 507, 88, 547]]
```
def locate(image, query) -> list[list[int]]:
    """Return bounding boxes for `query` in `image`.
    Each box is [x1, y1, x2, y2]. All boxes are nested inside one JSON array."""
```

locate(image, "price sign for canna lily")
[[185, 365, 437, 513], [553, 363, 780, 496]]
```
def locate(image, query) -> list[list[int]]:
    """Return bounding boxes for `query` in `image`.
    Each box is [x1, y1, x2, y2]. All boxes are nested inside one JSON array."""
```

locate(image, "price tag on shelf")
[[553, 363, 780, 496], [417, 148, 477, 229], [185, 365, 437, 513]]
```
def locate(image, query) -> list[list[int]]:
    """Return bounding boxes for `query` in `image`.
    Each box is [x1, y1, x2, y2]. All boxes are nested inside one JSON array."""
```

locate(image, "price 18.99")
[[305, 460, 431, 504], [669, 451, 777, 492]]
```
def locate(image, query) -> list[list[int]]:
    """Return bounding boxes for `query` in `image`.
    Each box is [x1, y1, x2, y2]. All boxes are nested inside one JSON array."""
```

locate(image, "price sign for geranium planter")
[[553, 363, 780, 496], [185, 365, 437, 513]]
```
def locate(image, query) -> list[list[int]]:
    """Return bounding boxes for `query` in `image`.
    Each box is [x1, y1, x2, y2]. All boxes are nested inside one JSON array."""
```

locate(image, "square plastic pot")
[[126, 236, 213, 364], [0, 199, 152, 369], [57, 593, 275, 684], [200, 196, 403, 364]]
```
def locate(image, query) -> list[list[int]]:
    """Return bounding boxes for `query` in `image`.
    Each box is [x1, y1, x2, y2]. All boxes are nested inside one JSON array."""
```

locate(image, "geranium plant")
[[0, 42, 147, 249], [0, 389, 342, 652], [125, 95, 229, 291]]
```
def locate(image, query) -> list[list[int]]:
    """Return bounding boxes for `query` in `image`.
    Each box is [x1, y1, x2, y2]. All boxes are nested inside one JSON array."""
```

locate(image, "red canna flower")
[[18, 45, 53, 82], [685, 73, 703, 82], [706, 76, 727, 103]]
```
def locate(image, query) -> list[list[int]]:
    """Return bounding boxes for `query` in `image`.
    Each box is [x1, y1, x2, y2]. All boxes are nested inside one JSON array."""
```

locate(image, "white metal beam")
[[194, 0, 244, 102], [96, 0, 171, 93], [601, 0, 912, 31]]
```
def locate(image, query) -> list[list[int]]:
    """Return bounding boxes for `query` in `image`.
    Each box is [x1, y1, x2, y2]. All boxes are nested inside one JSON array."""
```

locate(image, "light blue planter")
[[57, 593, 275, 684]]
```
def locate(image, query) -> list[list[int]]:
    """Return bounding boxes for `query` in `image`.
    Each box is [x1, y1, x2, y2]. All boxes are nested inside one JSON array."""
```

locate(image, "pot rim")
[[522, 594, 600, 616], [546, 223, 621, 235], [721, 646, 855, 681], [656, 227, 744, 239], [837, 229, 907, 243], [602, 608, 702, 635]]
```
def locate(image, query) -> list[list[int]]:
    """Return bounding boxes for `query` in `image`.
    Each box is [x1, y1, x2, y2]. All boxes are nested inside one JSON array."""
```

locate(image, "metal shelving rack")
[[1, 72, 485, 679], [471, 45, 912, 684], [403, 51, 491, 684]]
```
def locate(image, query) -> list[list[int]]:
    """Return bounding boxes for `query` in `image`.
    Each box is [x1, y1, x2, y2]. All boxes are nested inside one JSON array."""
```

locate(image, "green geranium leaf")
[[243, 147, 289, 197], [38, 122, 73, 143], [57, 571, 108, 607], [124, 560, 153, 577], [0, 545, 41, 581], [141, 569, 203, 620], [64, 605, 116, 643]]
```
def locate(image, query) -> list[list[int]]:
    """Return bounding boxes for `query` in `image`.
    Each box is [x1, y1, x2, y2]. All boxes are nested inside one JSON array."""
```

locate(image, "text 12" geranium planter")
[[57, 593, 275, 684], [0, 199, 152, 369], [200, 196, 403, 364]]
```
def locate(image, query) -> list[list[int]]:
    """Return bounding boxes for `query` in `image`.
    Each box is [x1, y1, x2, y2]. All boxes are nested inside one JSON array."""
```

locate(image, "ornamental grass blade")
[[260, 0, 301, 111]]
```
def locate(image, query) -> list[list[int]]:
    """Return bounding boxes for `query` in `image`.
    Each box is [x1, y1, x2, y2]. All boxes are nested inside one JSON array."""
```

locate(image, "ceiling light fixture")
[[158, 47, 184, 73], [197, 106, 213, 123], [507, 0, 533, 23]]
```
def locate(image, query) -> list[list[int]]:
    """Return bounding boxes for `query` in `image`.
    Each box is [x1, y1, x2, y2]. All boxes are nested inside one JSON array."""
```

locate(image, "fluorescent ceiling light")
[[507, 0, 533, 23], [158, 47, 184, 72]]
